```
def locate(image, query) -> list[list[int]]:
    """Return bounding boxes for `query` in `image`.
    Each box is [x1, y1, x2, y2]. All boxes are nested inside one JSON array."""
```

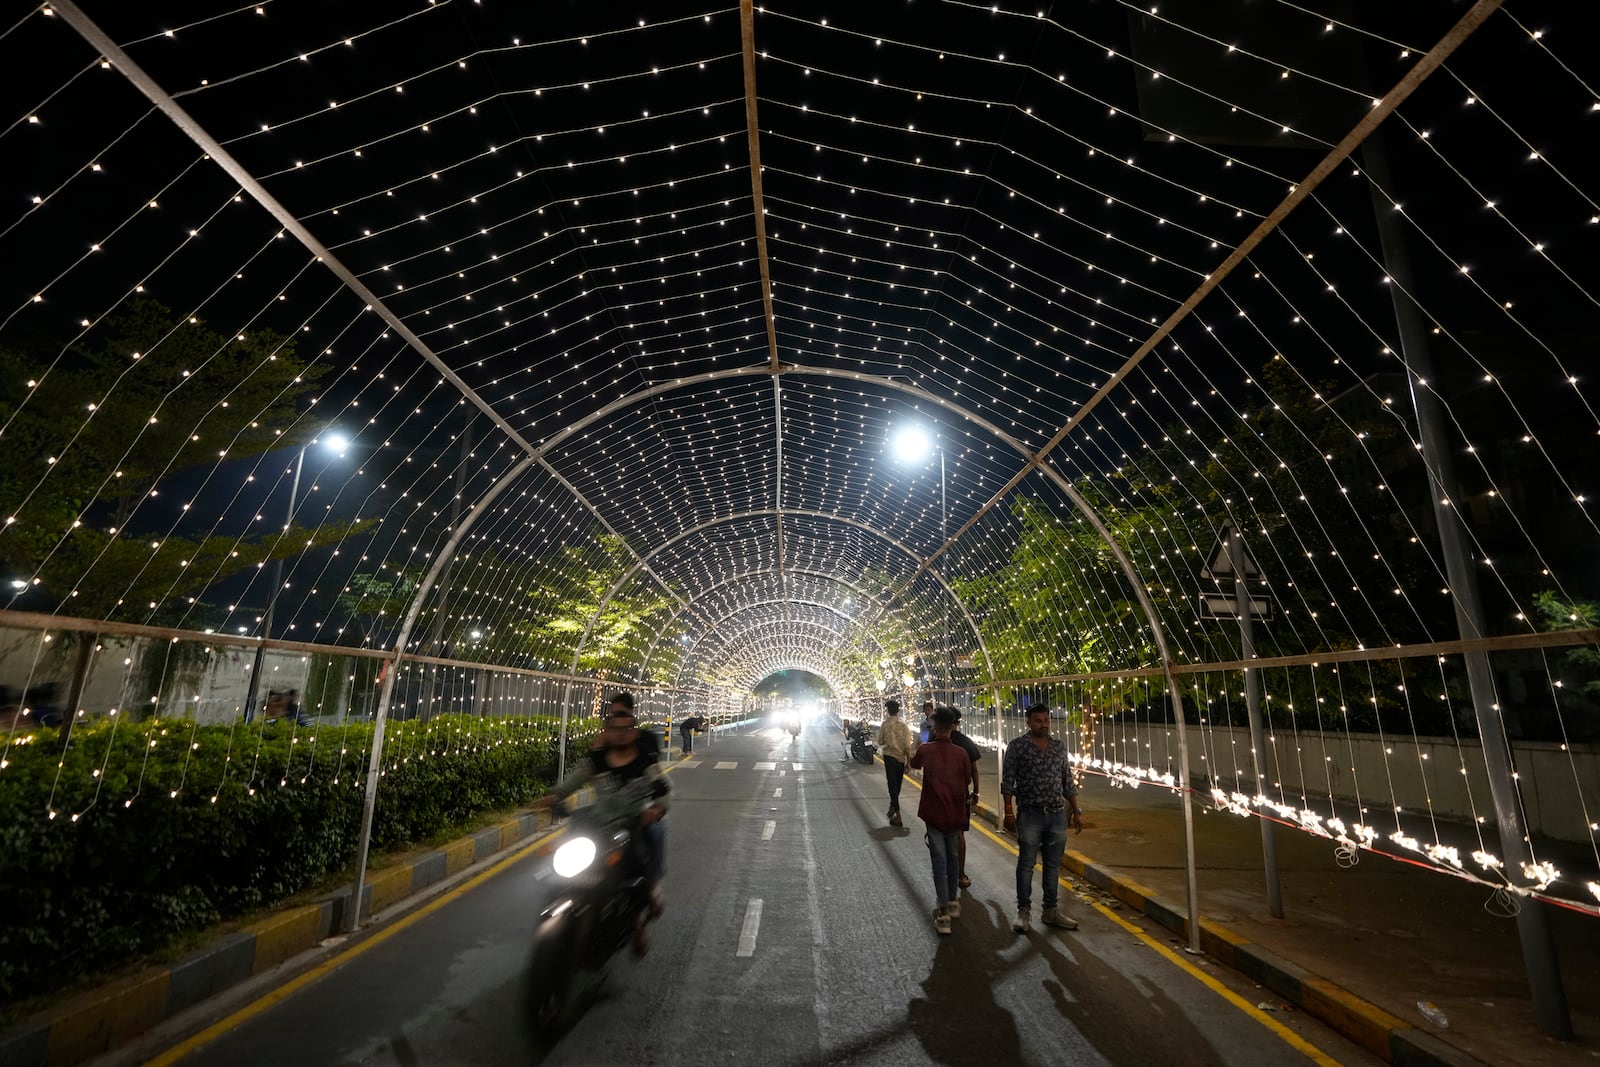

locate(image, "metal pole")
[[940, 445, 949, 706], [244, 447, 304, 723], [1231, 530, 1283, 919], [345, 453, 541, 932], [1361, 132, 1571, 1038]]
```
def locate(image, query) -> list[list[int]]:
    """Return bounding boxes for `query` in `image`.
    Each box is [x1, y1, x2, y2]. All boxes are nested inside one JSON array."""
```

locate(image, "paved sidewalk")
[[955, 760, 1599, 1065]]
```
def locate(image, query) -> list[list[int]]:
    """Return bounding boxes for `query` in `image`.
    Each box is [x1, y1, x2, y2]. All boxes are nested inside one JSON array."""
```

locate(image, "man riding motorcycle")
[[534, 705, 669, 954]]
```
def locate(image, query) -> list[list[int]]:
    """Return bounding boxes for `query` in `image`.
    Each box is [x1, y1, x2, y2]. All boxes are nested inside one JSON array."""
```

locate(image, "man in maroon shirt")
[[908, 707, 971, 935]]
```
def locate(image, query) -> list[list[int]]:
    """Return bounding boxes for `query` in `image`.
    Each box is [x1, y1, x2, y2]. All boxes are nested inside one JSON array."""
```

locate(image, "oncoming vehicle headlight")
[[552, 836, 597, 878]]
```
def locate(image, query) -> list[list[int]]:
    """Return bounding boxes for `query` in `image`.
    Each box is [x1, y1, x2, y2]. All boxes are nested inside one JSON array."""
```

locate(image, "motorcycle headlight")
[[551, 836, 597, 878]]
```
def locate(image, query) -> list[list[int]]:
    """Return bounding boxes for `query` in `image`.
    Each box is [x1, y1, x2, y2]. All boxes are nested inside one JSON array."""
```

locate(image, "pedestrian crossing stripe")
[[678, 760, 702, 768], [714, 761, 737, 769], [754, 761, 776, 770]]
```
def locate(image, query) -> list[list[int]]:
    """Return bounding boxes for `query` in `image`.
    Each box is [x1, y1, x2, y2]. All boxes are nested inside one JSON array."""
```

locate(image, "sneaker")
[[946, 900, 961, 919], [1041, 908, 1079, 930], [933, 908, 952, 935], [1012, 907, 1032, 934], [889, 810, 902, 827]]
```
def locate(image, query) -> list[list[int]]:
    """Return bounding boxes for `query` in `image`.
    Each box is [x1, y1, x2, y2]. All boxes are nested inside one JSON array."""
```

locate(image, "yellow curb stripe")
[[44, 970, 169, 1066], [899, 770, 1340, 1066], [144, 827, 556, 1067], [244, 905, 325, 976]]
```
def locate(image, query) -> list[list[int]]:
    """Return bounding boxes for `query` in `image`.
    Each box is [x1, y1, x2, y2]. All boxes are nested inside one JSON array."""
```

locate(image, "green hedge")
[[0, 713, 593, 1005]]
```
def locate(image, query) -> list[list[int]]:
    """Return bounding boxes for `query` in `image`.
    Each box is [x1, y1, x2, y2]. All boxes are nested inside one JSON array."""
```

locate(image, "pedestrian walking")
[[947, 710, 982, 888], [875, 698, 914, 826], [1000, 705, 1083, 933], [908, 707, 970, 935]]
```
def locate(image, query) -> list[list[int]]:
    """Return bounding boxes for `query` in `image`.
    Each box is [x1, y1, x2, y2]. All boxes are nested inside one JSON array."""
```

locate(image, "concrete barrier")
[[1093, 724, 1599, 843]]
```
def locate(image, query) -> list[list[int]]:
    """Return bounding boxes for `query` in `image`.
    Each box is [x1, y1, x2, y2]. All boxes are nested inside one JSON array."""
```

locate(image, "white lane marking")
[[714, 761, 737, 769], [773, 788, 782, 798], [678, 760, 702, 768], [755, 761, 776, 770], [736, 898, 764, 957], [762, 819, 776, 841]]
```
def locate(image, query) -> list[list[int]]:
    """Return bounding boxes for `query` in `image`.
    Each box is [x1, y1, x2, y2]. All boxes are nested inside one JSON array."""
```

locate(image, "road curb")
[[967, 799, 1487, 1067], [0, 809, 555, 1067]]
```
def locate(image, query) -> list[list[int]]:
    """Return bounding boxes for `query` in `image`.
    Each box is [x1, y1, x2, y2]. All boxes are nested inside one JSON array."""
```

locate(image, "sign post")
[[1201, 526, 1283, 919]]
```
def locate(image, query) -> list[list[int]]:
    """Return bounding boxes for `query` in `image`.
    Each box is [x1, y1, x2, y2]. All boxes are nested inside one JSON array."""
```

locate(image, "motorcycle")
[[844, 721, 877, 765], [526, 792, 653, 1034], [786, 713, 801, 740]]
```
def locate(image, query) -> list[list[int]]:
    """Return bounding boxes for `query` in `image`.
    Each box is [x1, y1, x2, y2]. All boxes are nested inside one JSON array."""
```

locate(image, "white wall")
[[1089, 721, 1600, 844]]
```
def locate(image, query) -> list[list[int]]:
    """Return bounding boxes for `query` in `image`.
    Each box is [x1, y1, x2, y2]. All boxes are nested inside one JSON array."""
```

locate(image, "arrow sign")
[[1200, 525, 1260, 581], [1199, 593, 1272, 619]]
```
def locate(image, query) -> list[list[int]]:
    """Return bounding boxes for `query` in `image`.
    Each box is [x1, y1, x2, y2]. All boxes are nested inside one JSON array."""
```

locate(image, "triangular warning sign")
[[1201, 525, 1260, 580]]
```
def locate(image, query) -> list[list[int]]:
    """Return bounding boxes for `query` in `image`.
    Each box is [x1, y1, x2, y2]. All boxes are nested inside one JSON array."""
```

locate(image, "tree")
[[0, 301, 370, 620], [523, 533, 683, 679]]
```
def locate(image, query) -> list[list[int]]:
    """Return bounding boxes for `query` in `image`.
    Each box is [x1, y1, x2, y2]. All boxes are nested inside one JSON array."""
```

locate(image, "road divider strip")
[[0, 807, 559, 1067]]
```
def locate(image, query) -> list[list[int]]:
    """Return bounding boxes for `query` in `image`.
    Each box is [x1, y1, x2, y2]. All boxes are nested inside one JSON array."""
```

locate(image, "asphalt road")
[[163, 721, 1380, 1067]]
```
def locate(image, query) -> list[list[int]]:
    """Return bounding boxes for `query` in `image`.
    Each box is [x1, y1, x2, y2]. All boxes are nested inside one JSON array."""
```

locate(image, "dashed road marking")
[[773, 788, 782, 798], [736, 898, 764, 957], [754, 761, 776, 770], [714, 761, 738, 769], [678, 760, 702, 768], [762, 820, 776, 841]]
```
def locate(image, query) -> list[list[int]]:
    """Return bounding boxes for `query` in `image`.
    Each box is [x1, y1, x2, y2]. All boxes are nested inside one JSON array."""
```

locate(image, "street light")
[[242, 431, 348, 722], [890, 424, 948, 704]]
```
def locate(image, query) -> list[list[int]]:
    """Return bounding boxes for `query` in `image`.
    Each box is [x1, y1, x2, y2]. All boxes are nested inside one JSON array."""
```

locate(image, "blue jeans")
[[925, 828, 962, 907], [1015, 809, 1067, 911]]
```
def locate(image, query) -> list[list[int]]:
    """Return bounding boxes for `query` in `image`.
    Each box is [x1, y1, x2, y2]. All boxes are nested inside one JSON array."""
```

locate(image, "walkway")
[[124, 722, 1377, 1066]]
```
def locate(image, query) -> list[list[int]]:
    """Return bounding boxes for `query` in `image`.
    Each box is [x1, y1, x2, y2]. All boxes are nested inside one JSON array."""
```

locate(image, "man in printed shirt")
[[875, 698, 914, 826], [1000, 704, 1083, 933]]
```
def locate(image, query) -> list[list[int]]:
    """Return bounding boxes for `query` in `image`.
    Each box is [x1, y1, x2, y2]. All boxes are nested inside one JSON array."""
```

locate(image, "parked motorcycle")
[[845, 721, 877, 765], [526, 794, 652, 1034]]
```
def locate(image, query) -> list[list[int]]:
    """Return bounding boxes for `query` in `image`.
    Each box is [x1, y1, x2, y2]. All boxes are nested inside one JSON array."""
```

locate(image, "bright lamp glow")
[[892, 426, 931, 462], [322, 431, 349, 454], [552, 836, 597, 878]]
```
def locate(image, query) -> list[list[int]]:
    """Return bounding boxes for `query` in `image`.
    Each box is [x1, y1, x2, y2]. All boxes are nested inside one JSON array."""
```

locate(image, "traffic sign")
[[1198, 592, 1272, 619], [1200, 525, 1260, 580]]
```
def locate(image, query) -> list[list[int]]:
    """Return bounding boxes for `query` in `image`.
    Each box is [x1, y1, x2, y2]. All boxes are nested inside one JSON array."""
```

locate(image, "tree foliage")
[[0, 301, 370, 619]]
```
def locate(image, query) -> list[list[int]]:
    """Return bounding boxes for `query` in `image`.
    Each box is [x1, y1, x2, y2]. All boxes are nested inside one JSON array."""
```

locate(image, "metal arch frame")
[[557, 506, 997, 706], [677, 601, 884, 675], [542, 369, 1204, 943], [636, 565, 910, 678]]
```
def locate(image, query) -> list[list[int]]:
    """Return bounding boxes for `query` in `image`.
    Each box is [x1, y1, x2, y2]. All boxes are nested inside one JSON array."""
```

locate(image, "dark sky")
[[2, 0, 1598, 677]]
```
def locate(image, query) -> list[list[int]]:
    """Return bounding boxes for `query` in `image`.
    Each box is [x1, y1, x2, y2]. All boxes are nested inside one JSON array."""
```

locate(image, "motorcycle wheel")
[[528, 923, 581, 1034], [852, 747, 875, 765]]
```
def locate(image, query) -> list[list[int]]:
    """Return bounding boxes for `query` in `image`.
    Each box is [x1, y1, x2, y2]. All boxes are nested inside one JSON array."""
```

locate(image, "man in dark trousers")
[[948, 709, 982, 888], [678, 712, 709, 757], [875, 698, 914, 826]]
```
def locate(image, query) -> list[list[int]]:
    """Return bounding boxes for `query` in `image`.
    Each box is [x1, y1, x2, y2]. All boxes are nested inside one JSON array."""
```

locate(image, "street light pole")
[[242, 432, 347, 723], [243, 446, 305, 723]]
